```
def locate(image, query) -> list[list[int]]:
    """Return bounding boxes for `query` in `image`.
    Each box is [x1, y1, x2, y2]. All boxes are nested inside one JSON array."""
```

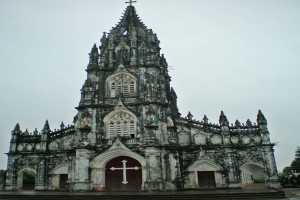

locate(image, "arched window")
[[106, 112, 136, 138], [107, 73, 136, 97]]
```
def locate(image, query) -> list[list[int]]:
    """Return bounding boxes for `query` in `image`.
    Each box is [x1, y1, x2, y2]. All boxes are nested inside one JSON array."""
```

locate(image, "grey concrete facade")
[[5, 5, 280, 191]]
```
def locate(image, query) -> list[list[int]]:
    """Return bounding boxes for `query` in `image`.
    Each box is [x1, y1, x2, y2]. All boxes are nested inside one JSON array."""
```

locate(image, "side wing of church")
[[4, 5, 280, 191]]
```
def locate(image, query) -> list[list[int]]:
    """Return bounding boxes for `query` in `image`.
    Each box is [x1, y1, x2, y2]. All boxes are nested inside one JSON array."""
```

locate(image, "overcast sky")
[[0, 0, 299, 172]]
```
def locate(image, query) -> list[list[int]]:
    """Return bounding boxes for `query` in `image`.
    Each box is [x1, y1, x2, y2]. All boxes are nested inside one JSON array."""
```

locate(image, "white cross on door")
[[110, 160, 139, 184]]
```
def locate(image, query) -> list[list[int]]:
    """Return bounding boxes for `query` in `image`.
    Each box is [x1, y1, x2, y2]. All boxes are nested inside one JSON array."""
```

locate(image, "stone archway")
[[240, 163, 265, 187], [49, 164, 69, 190], [186, 159, 225, 189], [90, 139, 146, 191], [17, 168, 36, 190]]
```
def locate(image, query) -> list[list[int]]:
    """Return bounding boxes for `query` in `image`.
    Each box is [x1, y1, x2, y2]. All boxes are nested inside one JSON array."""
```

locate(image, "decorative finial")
[[202, 115, 209, 124], [246, 119, 253, 127], [125, 0, 137, 6], [33, 128, 39, 136], [42, 120, 51, 134], [235, 120, 241, 127], [60, 121, 65, 130], [24, 129, 29, 135], [219, 111, 229, 126], [187, 112, 193, 121]]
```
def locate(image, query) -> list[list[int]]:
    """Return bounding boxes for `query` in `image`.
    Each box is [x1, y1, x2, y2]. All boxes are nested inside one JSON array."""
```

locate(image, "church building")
[[5, 3, 280, 191]]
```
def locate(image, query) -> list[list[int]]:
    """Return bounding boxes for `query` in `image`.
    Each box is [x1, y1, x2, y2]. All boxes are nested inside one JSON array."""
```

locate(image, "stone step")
[[0, 191, 286, 200]]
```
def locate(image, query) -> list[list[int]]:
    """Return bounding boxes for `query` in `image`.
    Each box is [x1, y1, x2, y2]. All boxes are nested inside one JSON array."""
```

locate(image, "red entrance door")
[[105, 156, 142, 191], [197, 171, 216, 189]]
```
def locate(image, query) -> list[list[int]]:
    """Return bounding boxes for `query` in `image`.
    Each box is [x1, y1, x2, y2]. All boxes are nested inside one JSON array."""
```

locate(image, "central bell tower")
[[73, 4, 179, 147]]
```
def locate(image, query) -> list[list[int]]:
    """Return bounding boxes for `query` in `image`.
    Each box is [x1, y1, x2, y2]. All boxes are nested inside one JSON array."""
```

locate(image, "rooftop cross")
[[125, 0, 137, 6]]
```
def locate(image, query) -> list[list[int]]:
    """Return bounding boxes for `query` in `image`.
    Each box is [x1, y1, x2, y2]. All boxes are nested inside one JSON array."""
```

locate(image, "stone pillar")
[[35, 159, 47, 190], [225, 148, 242, 188], [108, 39, 114, 68], [9, 124, 20, 153], [144, 147, 163, 190], [219, 111, 241, 188], [41, 120, 50, 152], [70, 149, 91, 191], [130, 30, 137, 66], [263, 146, 281, 189], [4, 156, 17, 191], [91, 168, 105, 191]]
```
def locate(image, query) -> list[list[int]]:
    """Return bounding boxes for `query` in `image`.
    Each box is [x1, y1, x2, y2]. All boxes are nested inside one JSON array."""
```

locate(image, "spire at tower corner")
[[257, 109, 267, 125], [12, 123, 21, 135], [87, 44, 99, 71]]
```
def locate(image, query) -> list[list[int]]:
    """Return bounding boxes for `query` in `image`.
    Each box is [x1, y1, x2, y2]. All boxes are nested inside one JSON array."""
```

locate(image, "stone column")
[[91, 168, 105, 191], [144, 147, 163, 190], [35, 159, 47, 190], [69, 149, 91, 191], [4, 156, 17, 191], [225, 148, 242, 188], [263, 146, 281, 189]]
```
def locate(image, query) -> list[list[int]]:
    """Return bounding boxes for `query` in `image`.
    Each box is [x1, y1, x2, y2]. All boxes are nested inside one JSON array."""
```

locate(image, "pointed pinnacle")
[[219, 111, 229, 126], [187, 112, 193, 120], [235, 120, 241, 127], [246, 119, 253, 127], [203, 115, 209, 124], [12, 123, 21, 135], [43, 120, 50, 130], [257, 109, 267, 125], [60, 121, 65, 129]]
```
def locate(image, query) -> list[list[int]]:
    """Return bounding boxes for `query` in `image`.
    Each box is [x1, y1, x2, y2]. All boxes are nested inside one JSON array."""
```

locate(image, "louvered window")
[[108, 74, 136, 97], [107, 112, 136, 138]]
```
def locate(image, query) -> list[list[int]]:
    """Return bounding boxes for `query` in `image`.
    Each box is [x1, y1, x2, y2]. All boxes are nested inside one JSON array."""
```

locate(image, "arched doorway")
[[49, 164, 69, 190], [241, 163, 265, 187], [105, 156, 142, 191], [186, 159, 225, 189], [17, 169, 36, 190]]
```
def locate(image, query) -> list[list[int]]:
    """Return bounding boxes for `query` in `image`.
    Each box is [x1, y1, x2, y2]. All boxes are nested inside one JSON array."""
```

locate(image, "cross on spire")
[[125, 0, 137, 6]]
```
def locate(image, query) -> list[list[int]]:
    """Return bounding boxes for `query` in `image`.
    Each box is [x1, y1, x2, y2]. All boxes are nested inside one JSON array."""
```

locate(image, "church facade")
[[5, 5, 280, 191]]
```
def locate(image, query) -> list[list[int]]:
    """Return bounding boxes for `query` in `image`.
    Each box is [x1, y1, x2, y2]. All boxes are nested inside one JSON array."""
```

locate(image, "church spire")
[[99, 3, 161, 68], [116, 4, 144, 29]]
